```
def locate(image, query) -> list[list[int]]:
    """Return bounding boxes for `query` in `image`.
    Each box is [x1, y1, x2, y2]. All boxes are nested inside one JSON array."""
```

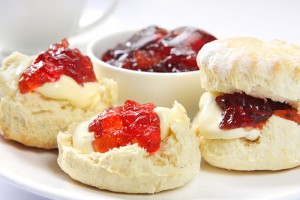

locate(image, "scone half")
[[192, 37, 300, 171], [0, 44, 117, 149], [57, 101, 200, 193]]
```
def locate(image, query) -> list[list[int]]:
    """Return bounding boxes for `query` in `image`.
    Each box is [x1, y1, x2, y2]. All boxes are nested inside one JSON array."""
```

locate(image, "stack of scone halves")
[[192, 37, 300, 171]]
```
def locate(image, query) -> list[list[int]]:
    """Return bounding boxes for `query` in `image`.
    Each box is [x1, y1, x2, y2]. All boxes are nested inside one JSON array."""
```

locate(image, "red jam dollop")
[[215, 93, 300, 129], [88, 100, 161, 153], [102, 26, 217, 72], [19, 39, 97, 94]]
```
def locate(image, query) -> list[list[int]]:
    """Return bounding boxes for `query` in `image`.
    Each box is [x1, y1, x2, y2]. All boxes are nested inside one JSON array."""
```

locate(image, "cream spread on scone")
[[11, 53, 102, 108], [36, 75, 102, 108], [197, 92, 259, 140], [73, 107, 174, 153], [73, 119, 95, 154]]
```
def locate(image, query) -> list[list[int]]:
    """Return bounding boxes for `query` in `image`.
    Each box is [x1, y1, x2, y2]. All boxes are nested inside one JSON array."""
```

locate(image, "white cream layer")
[[73, 106, 174, 153], [197, 92, 260, 140], [36, 75, 101, 108]]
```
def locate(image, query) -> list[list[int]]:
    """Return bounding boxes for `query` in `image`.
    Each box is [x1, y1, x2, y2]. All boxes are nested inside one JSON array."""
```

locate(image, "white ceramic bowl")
[[87, 30, 205, 118]]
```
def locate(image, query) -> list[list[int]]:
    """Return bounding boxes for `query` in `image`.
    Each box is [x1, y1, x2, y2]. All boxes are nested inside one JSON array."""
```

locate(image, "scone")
[[57, 100, 200, 193], [192, 37, 300, 171], [0, 39, 117, 149]]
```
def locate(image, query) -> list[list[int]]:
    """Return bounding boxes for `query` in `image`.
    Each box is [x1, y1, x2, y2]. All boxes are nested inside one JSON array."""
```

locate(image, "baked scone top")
[[197, 37, 300, 104]]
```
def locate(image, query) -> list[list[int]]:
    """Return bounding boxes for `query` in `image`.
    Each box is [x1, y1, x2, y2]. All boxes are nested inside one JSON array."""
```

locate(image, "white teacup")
[[0, 0, 116, 54]]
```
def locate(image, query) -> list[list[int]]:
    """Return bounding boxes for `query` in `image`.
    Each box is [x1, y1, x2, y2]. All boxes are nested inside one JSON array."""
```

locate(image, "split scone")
[[192, 37, 300, 171], [0, 39, 117, 149], [57, 100, 200, 193]]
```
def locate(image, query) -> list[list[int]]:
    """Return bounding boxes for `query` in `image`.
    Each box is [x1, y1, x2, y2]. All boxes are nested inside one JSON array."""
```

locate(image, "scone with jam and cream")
[[0, 39, 117, 149], [57, 100, 200, 193], [192, 37, 300, 171]]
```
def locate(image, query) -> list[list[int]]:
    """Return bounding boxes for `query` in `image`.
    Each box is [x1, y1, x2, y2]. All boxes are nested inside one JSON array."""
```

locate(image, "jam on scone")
[[19, 39, 97, 93], [89, 100, 161, 153], [215, 93, 300, 129]]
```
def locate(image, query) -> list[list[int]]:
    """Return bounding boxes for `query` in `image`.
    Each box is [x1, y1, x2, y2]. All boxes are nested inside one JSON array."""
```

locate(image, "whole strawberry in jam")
[[88, 100, 161, 154], [19, 39, 97, 94], [101, 26, 217, 72]]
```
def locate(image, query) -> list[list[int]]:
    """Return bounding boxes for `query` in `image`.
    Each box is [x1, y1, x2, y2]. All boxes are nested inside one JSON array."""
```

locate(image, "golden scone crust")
[[57, 102, 200, 193], [197, 37, 300, 104], [0, 52, 118, 149], [194, 115, 300, 171]]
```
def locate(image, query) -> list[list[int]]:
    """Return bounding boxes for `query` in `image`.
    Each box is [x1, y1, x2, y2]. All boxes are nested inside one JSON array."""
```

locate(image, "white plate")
[[1, 136, 300, 200]]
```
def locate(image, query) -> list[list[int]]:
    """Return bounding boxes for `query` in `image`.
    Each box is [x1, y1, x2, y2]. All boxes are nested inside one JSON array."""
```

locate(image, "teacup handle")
[[76, 0, 118, 34]]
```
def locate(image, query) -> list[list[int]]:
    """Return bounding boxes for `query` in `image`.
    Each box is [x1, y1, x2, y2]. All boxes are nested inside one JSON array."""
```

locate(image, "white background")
[[1, 0, 300, 199]]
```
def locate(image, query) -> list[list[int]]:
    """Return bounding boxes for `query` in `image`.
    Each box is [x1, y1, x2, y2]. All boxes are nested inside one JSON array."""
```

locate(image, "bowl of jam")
[[87, 26, 217, 117]]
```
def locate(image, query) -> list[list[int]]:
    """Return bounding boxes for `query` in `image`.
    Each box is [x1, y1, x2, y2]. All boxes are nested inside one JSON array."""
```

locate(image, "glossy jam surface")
[[19, 39, 97, 93], [89, 100, 161, 153], [215, 93, 299, 129], [102, 26, 217, 72]]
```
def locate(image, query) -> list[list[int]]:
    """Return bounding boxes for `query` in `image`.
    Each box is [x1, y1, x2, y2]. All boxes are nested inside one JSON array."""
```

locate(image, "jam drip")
[[88, 100, 161, 153], [102, 26, 217, 72], [19, 39, 97, 94], [215, 93, 300, 129]]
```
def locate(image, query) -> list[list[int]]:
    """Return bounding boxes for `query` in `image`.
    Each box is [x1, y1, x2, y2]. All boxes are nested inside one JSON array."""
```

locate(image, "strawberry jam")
[[88, 100, 161, 153], [102, 26, 217, 72], [215, 93, 300, 129], [19, 39, 97, 94]]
